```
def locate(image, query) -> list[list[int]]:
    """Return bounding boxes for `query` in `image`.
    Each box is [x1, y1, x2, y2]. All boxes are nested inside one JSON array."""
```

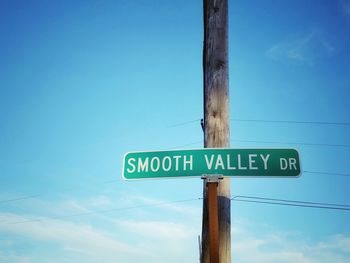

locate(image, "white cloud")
[[232, 221, 350, 263], [314, 234, 350, 252], [0, 252, 31, 263], [87, 195, 112, 207], [118, 219, 195, 240], [125, 194, 201, 216], [266, 30, 335, 66], [0, 213, 139, 262], [2, 196, 349, 263], [0, 210, 200, 263]]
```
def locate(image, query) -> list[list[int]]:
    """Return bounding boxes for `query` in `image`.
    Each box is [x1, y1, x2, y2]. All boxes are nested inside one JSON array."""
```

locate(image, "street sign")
[[122, 148, 300, 180]]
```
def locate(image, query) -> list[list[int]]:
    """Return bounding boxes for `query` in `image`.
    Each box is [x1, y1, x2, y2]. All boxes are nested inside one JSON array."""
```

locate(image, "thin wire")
[[9, 197, 203, 225], [0, 195, 40, 204], [86, 170, 350, 185], [232, 195, 350, 208], [167, 140, 203, 149], [232, 139, 350, 148], [5, 194, 350, 225], [168, 138, 350, 149], [2, 171, 349, 207], [0, 179, 122, 204], [232, 199, 350, 211], [167, 119, 201, 128], [167, 118, 350, 128], [303, 170, 350, 177], [231, 118, 350, 126]]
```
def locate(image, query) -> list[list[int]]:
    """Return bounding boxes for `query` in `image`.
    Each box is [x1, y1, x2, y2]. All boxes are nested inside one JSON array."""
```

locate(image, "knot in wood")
[[215, 60, 225, 70]]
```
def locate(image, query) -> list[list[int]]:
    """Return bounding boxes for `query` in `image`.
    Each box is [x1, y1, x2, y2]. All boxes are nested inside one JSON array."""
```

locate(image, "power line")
[[232, 195, 350, 211], [0, 195, 40, 204], [232, 195, 350, 208], [167, 119, 201, 128], [168, 138, 350, 150], [167, 140, 203, 149], [0, 179, 121, 204], [2, 168, 349, 207], [303, 170, 350, 177], [232, 199, 350, 211], [4, 194, 350, 225], [167, 118, 350, 128], [9, 197, 203, 225], [231, 118, 350, 126], [231, 139, 350, 148]]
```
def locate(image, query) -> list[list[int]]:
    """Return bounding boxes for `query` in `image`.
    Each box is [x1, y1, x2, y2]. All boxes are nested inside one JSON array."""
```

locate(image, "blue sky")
[[1, 0, 350, 262]]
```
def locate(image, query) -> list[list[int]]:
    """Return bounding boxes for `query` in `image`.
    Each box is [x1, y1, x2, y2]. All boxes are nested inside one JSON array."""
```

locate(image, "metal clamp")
[[201, 174, 224, 183]]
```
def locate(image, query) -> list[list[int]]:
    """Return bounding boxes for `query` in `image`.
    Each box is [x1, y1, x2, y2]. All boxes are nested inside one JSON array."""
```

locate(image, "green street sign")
[[122, 148, 300, 180]]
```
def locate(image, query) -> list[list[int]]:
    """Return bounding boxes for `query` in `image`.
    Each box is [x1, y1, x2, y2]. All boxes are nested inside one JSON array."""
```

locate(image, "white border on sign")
[[121, 148, 301, 181]]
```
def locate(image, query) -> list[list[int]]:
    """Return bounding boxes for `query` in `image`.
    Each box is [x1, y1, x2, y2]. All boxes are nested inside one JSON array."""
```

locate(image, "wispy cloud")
[[87, 195, 113, 207], [0, 193, 202, 263], [266, 30, 335, 66], [125, 194, 201, 216], [339, 0, 350, 17], [0, 213, 136, 255], [0, 252, 31, 263], [2, 196, 349, 263], [232, 221, 350, 263], [0, 212, 200, 263], [118, 219, 196, 240]]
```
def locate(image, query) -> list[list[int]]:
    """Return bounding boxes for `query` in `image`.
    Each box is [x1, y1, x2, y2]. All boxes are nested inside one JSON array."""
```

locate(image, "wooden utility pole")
[[201, 0, 230, 262]]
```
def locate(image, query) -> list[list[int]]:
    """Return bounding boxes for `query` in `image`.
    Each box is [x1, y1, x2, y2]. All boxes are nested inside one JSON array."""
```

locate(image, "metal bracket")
[[201, 174, 224, 184]]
